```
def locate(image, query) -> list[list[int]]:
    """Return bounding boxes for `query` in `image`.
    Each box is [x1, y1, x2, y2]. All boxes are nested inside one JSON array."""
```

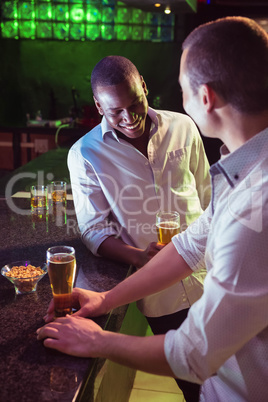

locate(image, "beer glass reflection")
[[46, 246, 76, 318], [156, 211, 180, 244]]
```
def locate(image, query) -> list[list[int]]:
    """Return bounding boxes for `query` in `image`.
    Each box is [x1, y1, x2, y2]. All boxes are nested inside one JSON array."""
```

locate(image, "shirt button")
[[145, 161, 149, 166]]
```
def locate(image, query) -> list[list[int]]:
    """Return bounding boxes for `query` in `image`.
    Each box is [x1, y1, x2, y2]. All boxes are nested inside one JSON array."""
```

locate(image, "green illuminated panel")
[[132, 9, 144, 25], [53, 5, 69, 21], [70, 5, 84, 23], [101, 24, 115, 40], [53, 22, 69, 40], [115, 7, 131, 24], [143, 13, 160, 26], [1, 20, 18, 38], [19, 20, 36, 39], [18, 2, 35, 20], [0, 1, 175, 42], [36, 21, 52, 38], [2, 1, 18, 19], [86, 24, 101, 40], [70, 23, 85, 39], [86, 6, 101, 23], [37, 4, 52, 20], [132, 25, 143, 41], [102, 0, 116, 5], [143, 26, 160, 42], [116, 24, 131, 40], [102, 7, 115, 23]]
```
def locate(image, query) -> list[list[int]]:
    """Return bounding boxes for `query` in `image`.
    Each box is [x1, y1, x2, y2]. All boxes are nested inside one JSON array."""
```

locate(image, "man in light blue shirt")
[[68, 55, 210, 401], [38, 16, 268, 402]]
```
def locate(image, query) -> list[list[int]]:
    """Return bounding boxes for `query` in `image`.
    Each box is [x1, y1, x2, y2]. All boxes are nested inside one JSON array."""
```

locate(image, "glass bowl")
[[1, 261, 47, 294]]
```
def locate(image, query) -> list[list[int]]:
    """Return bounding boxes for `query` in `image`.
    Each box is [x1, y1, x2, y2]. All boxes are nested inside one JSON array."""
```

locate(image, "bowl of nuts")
[[1, 261, 47, 294]]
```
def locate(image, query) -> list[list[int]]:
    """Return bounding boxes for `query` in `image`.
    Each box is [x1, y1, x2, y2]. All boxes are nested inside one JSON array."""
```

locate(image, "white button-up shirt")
[[68, 107, 211, 316], [165, 128, 268, 401]]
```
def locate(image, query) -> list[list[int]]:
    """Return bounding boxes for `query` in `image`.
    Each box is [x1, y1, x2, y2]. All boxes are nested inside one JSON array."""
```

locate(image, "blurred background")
[[0, 0, 267, 171]]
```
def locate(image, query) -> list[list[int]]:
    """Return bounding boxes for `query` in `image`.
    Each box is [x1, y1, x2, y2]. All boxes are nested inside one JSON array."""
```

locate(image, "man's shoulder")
[[70, 123, 102, 153], [157, 108, 194, 124], [156, 109, 198, 136]]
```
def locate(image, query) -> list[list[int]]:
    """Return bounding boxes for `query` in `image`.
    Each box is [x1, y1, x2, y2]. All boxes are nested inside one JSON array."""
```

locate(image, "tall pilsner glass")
[[47, 246, 76, 318], [156, 211, 180, 245]]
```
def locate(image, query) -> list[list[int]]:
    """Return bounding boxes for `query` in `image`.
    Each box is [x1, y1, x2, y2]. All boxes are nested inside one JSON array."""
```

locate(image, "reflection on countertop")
[[0, 197, 130, 402]]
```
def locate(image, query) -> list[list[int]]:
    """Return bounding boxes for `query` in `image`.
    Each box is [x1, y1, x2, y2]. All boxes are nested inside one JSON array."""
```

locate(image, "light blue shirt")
[[68, 107, 211, 316], [165, 128, 268, 401]]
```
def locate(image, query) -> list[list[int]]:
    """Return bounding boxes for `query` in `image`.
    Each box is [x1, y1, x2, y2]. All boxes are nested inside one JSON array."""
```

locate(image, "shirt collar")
[[210, 127, 268, 187]]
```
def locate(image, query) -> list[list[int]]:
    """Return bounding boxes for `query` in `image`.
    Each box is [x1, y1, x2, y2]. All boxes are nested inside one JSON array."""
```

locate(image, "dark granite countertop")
[[0, 197, 130, 402]]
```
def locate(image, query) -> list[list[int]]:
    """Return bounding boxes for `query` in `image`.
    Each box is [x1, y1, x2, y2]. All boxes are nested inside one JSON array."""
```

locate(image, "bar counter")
[[0, 195, 133, 402]]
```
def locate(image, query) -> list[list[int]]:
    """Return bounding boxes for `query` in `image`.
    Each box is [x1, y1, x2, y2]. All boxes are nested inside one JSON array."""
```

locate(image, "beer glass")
[[46, 246, 76, 318], [31, 185, 48, 209], [156, 211, 180, 244], [51, 181, 67, 203]]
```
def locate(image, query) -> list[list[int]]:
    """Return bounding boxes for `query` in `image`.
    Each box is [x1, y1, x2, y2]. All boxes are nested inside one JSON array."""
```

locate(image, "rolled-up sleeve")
[[166, 197, 268, 386], [67, 149, 120, 255], [172, 204, 212, 272]]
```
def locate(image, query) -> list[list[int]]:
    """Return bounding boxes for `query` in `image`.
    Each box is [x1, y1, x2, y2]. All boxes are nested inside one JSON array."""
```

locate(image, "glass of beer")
[[46, 245, 76, 318], [51, 181, 67, 204], [156, 211, 180, 244], [31, 185, 48, 209]]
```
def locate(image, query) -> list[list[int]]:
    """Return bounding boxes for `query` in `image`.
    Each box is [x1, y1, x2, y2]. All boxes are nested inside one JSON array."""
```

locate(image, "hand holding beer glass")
[[156, 211, 180, 244], [47, 246, 76, 318]]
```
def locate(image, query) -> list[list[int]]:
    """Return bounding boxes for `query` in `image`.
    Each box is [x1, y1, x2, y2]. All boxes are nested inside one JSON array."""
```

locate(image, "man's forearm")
[[99, 331, 174, 377], [98, 236, 144, 267], [38, 316, 175, 377], [104, 241, 192, 312]]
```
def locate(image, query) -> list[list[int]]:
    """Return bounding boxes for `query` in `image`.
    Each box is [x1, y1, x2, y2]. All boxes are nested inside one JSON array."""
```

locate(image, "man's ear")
[[201, 84, 215, 112], [93, 96, 103, 115], [140, 75, 149, 96]]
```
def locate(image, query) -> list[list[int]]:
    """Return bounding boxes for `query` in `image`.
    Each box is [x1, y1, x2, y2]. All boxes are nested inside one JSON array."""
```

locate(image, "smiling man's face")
[[93, 75, 149, 139]]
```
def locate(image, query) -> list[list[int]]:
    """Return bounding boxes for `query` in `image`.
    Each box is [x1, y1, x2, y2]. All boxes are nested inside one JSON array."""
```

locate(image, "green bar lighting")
[[0, 1, 175, 42]]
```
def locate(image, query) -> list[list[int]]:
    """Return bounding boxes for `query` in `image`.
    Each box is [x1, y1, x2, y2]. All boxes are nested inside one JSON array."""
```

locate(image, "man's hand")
[[136, 242, 165, 268], [37, 315, 103, 357], [97, 237, 165, 268], [37, 314, 174, 377], [43, 288, 109, 323]]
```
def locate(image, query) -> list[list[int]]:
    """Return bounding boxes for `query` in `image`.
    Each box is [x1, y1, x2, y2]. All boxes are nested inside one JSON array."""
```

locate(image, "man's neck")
[[220, 108, 268, 153], [116, 116, 151, 158]]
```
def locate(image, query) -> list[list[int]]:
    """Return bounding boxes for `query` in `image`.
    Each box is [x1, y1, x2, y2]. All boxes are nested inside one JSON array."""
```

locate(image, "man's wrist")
[[129, 248, 144, 268]]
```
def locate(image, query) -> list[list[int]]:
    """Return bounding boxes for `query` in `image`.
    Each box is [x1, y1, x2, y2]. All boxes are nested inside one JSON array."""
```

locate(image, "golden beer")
[[156, 211, 180, 244], [47, 250, 76, 317], [156, 221, 180, 244]]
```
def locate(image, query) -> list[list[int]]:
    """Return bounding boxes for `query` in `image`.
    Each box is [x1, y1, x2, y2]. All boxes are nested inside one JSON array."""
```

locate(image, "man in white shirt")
[[38, 16, 268, 402], [67, 56, 210, 400]]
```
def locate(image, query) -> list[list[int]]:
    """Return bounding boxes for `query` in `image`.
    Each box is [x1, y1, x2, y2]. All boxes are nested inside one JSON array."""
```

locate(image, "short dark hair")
[[91, 55, 141, 96], [182, 16, 268, 113]]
